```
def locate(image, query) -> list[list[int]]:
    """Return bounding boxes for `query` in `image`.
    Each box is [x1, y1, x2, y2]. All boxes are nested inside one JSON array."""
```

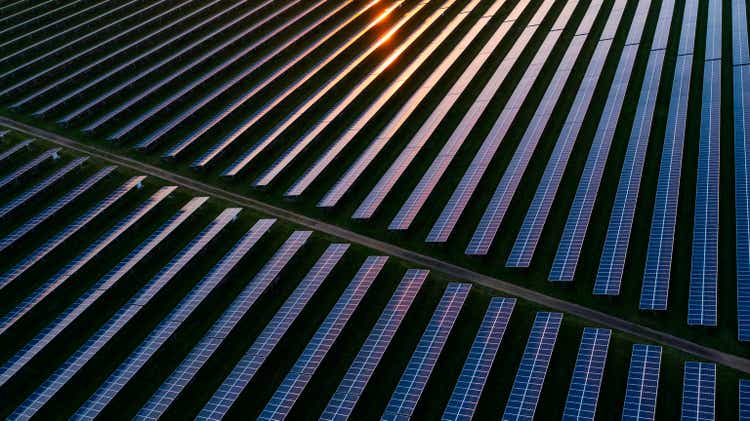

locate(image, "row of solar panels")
[[3, 0, 750, 341], [0, 137, 738, 420]]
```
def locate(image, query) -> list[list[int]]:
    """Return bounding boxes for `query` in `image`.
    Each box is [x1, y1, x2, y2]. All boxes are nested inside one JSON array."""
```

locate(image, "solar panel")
[[0, 147, 59, 190], [255, 0, 479, 188], [291, 0, 509, 199], [509, 0, 630, 272], [0, 0, 148, 92], [63, 0, 281, 126], [0, 0, 110, 60], [182, 0, 405, 166], [562, 328, 611, 421], [388, 7, 553, 230], [349, 18, 519, 218], [382, 282, 471, 420], [0, 172, 139, 290], [221, 1, 431, 178], [678, 4, 699, 54], [427, 6, 578, 242], [197, 243, 349, 420], [0, 186, 176, 335], [103, 0, 285, 141], [501, 311, 562, 420], [740, 379, 750, 419], [0, 197, 207, 388], [442, 297, 515, 420], [10, 208, 240, 419], [595, 49, 666, 295], [0, 156, 86, 219], [0, 138, 32, 164], [689, 60, 721, 326], [320, 269, 427, 420], [539, 37, 638, 279], [74, 219, 275, 419], [0, 0, 105, 48], [0, 0, 65, 28], [681, 362, 715, 421], [136, 231, 312, 420], [258, 256, 387, 421], [733, 0, 750, 66], [506, 38, 601, 270], [466, 0, 606, 255], [83, 0, 341, 133], [737, 64, 750, 340], [704, 0, 722, 61], [102, 0, 307, 140], [648, 0, 675, 50], [622, 344, 661, 421], [0, 165, 113, 254], [641, 59, 691, 309], [19, 0, 199, 112], [184, 1, 382, 167]]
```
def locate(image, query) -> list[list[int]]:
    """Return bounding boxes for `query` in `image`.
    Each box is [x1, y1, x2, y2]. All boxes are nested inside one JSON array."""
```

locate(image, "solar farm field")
[[0, 133, 745, 420], [2, 0, 750, 359], [1, 0, 750, 418]]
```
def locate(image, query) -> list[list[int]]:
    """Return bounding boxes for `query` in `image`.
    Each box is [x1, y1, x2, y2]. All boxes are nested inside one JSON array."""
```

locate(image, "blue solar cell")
[[255, 0, 483, 188], [704, 0, 722, 61], [74, 219, 274, 419], [258, 256, 387, 421], [442, 297, 515, 420], [562, 328, 611, 421], [736, 64, 750, 340], [680, 362, 715, 421], [76, 0, 276, 134], [65, 0, 263, 125], [10, 208, 239, 419], [734, 0, 750, 340], [502, 312, 563, 420], [595, 49, 666, 296], [0, 197, 206, 388], [689, 60, 721, 326], [516, 38, 607, 274], [510, 0, 632, 272], [197, 243, 350, 420], [641, 54, 692, 310], [136, 231, 313, 420], [382, 283, 471, 420], [0, 165, 113, 254], [740, 379, 750, 419], [622, 344, 661, 421], [678, 0, 699, 56], [733, 0, 750, 65]]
